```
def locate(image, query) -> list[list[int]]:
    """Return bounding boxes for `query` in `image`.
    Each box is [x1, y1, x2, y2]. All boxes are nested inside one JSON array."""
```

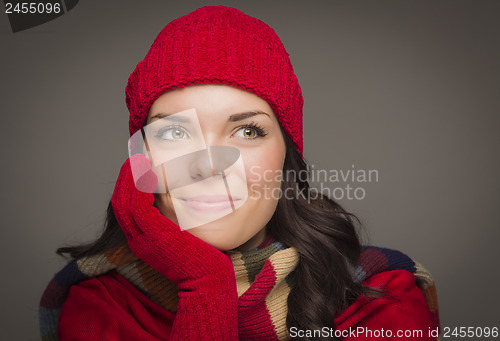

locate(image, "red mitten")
[[111, 154, 238, 340]]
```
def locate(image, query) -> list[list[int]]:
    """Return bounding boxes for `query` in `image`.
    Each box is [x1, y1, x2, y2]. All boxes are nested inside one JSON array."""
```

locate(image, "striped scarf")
[[39, 237, 440, 340]]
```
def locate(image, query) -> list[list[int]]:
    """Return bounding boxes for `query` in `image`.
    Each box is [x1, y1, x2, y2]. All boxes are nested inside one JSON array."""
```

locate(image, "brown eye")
[[243, 128, 256, 138], [234, 123, 267, 139]]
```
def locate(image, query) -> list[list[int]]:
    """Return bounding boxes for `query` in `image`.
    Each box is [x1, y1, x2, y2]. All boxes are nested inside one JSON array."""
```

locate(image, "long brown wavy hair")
[[57, 123, 370, 340]]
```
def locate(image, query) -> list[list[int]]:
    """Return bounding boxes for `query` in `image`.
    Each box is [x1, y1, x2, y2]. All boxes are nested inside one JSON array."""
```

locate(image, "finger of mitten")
[[129, 188, 235, 281], [129, 191, 202, 256]]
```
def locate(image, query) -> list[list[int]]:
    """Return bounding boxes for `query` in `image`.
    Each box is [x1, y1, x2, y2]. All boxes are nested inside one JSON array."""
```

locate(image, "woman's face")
[[145, 84, 286, 251]]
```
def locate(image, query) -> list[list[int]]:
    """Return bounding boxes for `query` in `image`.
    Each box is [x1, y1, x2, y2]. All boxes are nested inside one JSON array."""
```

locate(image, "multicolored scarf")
[[39, 237, 440, 340]]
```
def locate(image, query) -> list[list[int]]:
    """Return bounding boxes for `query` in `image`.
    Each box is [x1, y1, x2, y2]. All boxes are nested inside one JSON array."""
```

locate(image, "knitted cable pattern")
[[125, 6, 304, 155]]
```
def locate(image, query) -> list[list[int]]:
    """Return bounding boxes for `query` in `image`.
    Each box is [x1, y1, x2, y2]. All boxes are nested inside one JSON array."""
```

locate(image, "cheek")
[[152, 193, 179, 225], [244, 145, 285, 194]]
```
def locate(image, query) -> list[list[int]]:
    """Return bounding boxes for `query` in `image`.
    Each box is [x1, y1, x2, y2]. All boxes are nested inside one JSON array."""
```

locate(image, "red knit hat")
[[126, 5, 304, 155]]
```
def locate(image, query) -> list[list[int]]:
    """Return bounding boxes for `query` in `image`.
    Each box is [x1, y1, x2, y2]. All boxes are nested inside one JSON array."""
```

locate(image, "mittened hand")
[[111, 154, 236, 292]]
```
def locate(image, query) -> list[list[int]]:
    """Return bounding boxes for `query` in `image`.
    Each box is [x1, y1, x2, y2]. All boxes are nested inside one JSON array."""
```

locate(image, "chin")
[[187, 226, 243, 251]]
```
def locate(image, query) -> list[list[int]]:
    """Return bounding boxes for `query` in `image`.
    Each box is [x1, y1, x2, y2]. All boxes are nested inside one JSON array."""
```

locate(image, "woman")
[[39, 6, 439, 340]]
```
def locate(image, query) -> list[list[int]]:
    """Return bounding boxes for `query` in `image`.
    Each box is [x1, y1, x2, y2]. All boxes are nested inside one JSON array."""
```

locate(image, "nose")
[[162, 145, 241, 191], [188, 149, 214, 181], [188, 145, 240, 180]]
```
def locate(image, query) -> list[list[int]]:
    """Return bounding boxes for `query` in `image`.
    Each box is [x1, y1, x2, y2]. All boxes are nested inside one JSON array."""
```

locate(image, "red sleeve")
[[58, 272, 175, 341], [334, 270, 437, 340]]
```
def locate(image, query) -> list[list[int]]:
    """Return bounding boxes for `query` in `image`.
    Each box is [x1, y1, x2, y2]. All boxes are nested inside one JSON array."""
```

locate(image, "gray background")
[[1, 0, 499, 339]]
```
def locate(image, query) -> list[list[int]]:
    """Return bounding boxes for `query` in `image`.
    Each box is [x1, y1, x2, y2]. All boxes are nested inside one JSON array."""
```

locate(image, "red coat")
[[58, 269, 436, 340]]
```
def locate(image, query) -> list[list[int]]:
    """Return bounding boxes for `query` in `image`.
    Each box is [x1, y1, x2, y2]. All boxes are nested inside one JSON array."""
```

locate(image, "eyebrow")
[[228, 110, 270, 122], [149, 110, 271, 123], [149, 113, 190, 123]]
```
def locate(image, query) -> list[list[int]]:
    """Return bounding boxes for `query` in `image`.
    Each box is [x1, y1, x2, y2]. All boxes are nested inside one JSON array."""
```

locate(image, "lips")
[[178, 195, 241, 213]]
